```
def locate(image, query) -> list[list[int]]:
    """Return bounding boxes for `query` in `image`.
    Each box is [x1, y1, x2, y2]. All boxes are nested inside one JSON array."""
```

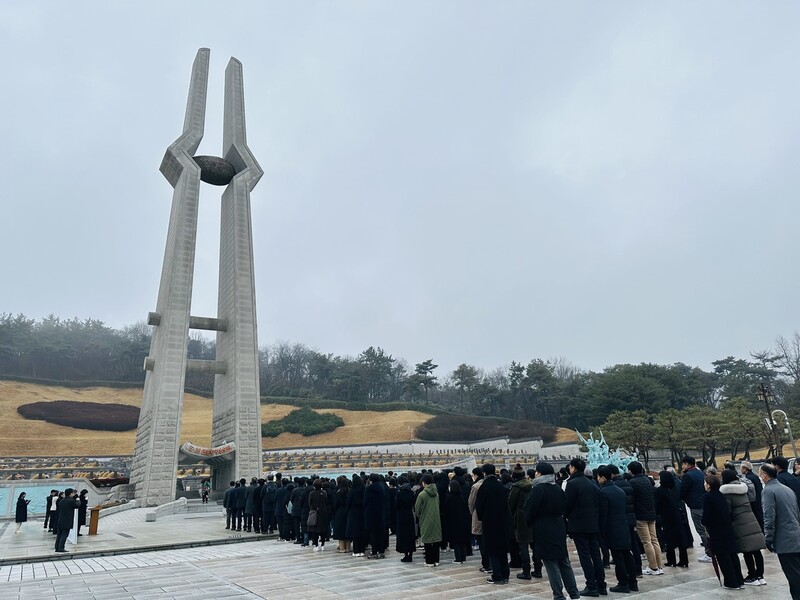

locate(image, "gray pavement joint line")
[[0, 535, 270, 567], [185, 562, 263, 599]]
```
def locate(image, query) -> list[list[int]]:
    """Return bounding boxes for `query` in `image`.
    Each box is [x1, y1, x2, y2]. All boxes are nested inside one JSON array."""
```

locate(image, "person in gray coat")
[[761, 463, 800, 598]]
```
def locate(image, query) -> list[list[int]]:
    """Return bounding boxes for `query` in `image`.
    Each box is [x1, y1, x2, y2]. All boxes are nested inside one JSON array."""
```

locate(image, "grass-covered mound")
[[17, 400, 140, 431], [261, 407, 344, 438], [415, 414, 556, 443]]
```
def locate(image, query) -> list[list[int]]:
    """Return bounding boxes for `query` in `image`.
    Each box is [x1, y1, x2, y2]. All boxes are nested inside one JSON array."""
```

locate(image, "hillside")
[[0, 381, 577, 456], [0, 381, 435, 456]]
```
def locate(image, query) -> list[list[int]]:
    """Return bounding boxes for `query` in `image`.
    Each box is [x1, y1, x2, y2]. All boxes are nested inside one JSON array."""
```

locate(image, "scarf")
[[532, 473, 556, 486]]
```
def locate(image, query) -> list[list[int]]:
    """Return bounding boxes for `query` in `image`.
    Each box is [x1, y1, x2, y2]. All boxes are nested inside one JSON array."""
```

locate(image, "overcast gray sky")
[[1, 2, 798, 376]]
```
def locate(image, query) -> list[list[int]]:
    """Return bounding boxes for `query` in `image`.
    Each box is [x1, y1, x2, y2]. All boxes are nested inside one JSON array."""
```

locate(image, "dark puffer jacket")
[[720, 481, 766, 553], [628, 474, 656, 522], [612, 475, 636, 527]]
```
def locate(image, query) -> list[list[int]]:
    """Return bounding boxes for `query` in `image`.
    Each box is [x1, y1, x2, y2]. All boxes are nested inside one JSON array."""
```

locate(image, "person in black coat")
[[290, 478, 306, 544], [436, 470, 450, 551], [475, 463, 511, 584], [55, 488, 80, 552], [235, 478, 247, 531], [77, 490, 88, 536], [307, 479, 329, 550], [609, 466, 643, 576], [596, 466, 636, 593], [364, 473, 387, 558], [261, 476, 278, 535], [388, 477, 398, 535], [395, 476, 417, 562], [655, 471, 689, 568], [346, 475, 367, 556], [564, 458, 605, 596], [445, 480, 471, 564], [627, 461, 663, 574], [701, 474, 744, 590], [524, 462, 580, 600], [252, 479, 263, 534], [740, 462, 764, 530], [332, 476, 351, 552], [299, 478, 314, 546], [274, 480, 290, 540], [43, 490, 57, 531], [15, 492, 30, 533], [282, 481, 296, 541]]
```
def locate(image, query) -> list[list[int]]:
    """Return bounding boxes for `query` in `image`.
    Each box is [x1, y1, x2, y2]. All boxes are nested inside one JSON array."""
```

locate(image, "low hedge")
[[415, 414, 556, 443], [17, 400, 140, 431], [261, 407, 344, 437]]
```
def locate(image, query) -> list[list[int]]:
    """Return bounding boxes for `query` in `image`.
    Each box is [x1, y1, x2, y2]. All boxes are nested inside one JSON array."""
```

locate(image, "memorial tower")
[[129, 48, 263, 506]]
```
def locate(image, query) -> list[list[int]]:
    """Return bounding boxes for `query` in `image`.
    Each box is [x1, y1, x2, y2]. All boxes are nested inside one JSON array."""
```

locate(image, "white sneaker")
[[319, 545, 324, 551], [758, 578, 767, 585], [697, 554, 714, 563], [656, 568, 664, 575], [313, 545, 320, 552], [642, 568, 660, 576]]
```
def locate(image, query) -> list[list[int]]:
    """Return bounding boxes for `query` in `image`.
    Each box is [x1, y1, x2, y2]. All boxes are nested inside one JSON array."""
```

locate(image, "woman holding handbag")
[[308, 479, 329, 551]]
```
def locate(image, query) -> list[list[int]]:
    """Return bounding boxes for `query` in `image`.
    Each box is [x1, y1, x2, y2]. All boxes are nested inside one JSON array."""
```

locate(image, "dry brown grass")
[[0, 381, 576, 456], [0, 382, 433, 456]]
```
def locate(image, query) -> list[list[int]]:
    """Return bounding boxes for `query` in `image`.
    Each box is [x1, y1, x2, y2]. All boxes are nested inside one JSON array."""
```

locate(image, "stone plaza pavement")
[[0, 510, 794, 599]]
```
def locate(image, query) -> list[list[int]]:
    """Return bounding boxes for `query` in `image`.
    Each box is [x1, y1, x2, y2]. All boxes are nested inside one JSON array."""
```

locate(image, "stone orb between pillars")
[[193, 155, 236, 186]]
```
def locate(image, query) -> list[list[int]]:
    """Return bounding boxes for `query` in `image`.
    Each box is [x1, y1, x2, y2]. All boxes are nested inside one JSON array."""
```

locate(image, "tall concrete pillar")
[[130, 49, 263, 506], [211, 58, 264, 489]]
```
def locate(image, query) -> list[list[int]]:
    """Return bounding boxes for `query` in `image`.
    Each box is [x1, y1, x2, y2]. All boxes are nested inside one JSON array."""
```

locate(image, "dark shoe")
[[580, 588, 600, 598], [55, 549, 67, 553], [400, 556, 412, 563], [597, 583, 608, 596], [608, 585, 630, 594], [367, 554, 379, 559], [516, 572, 532, 580], [532, 571, 543, 578], [677, 563, 689, 568], [225, 526, 230, 529], [628, 582, 639, 592], [77, 534, 83, 537], [664, 562, 676, 567], [479, 567, 492, 573]]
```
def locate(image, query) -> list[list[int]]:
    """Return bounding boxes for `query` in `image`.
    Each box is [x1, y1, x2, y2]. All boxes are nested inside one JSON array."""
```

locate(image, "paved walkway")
[[0, 512, 794, 600]]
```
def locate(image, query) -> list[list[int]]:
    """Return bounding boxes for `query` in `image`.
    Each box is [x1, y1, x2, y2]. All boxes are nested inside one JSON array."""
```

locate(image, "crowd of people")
[[223, 455, 800, 599]]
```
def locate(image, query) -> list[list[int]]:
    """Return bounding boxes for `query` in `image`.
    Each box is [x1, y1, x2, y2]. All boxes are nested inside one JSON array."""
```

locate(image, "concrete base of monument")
[[0, 501, 271, 566]]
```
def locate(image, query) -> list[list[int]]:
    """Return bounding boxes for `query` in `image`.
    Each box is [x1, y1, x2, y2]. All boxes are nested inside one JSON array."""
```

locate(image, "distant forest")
[[2, 313, 800, 463]]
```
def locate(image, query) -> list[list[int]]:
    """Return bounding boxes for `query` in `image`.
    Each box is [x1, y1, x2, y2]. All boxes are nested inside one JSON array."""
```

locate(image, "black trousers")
[[518, 541, 531, 572], [489, 552, 510, 582], [716, 552, 743, 589], [293, 516, 302, 541], [424, 542, 441, 565], [253, 511, 261, 532], [369, 528, 385, 554], [743, 550, 764, 580], [778, 553, 800, 600], [610, 548, 636, 588], [477, 534, 490, 570], [453, 542, 467, 562], [666, 543, 689, 567], [628, 525, 642, 573], [572, 533, 605, 590], [236, 508, 244, 530], [262, 509, 274, 533], [244, 512, 253, 531], [55, 529, 70, 551]]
